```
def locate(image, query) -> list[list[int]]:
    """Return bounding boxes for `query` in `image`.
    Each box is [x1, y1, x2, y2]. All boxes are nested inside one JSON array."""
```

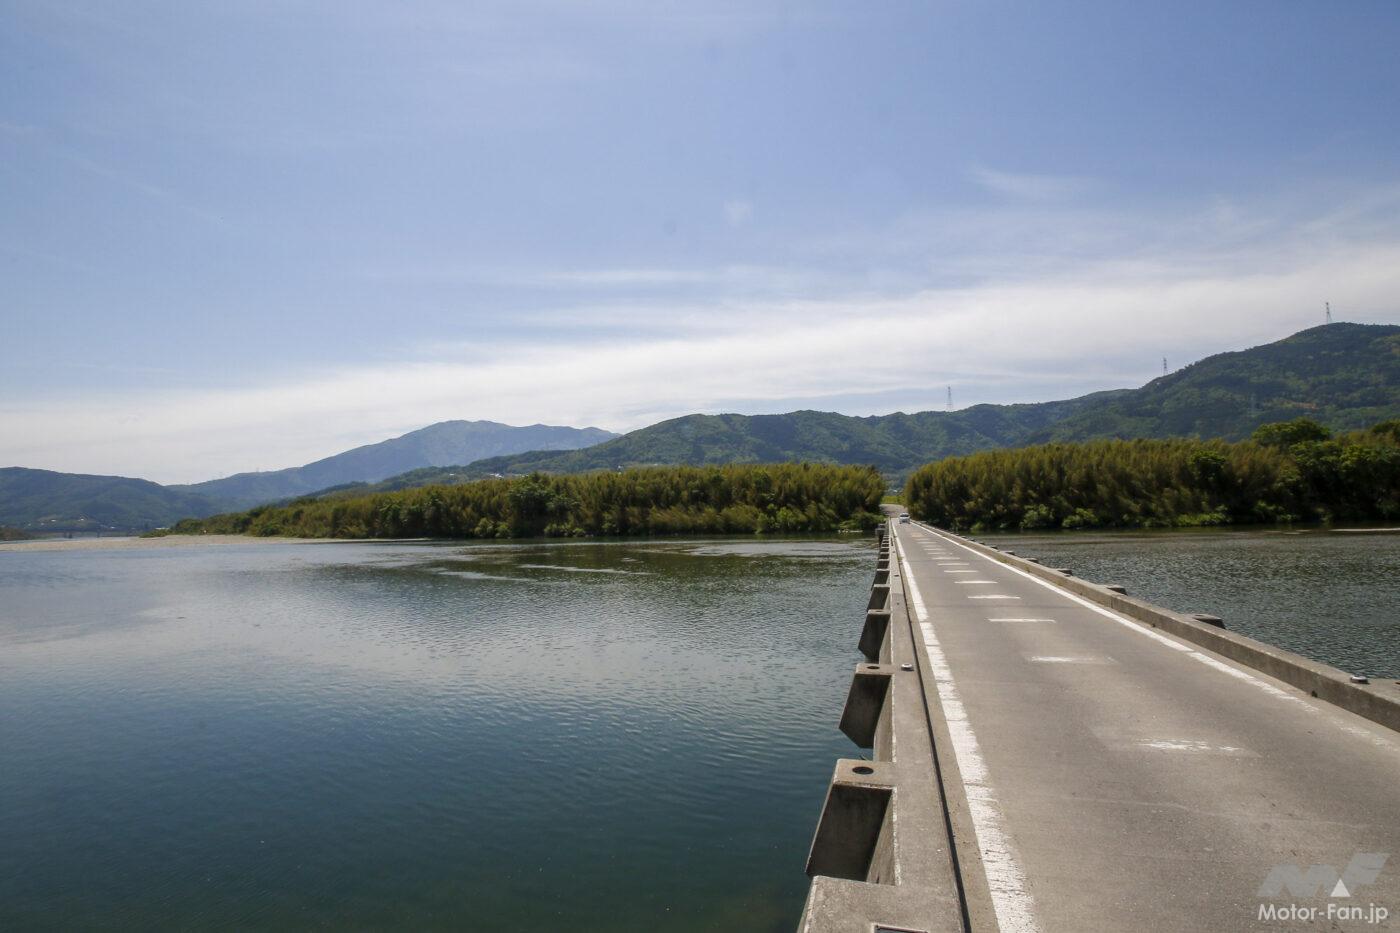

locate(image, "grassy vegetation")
[[0, 526, 36, 541], [160, 463, 886, 539], [904, 418, 1400, 532]]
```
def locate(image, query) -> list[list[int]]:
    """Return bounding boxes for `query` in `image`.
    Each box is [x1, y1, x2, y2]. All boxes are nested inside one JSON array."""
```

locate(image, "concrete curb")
[[924, 522, 1400, 734]]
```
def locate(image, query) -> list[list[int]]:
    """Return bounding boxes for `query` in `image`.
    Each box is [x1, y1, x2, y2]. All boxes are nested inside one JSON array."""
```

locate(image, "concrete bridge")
[[801, 518, 1400, 932]]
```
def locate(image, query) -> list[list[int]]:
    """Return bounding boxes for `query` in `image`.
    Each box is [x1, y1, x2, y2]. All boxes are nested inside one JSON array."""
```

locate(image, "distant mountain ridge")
[[0, 467, 223, 533], [1, 420, 616, 532], [2, 323, 1396, 531], [1034, 323, 1400, 442], [365, 323, 1400, 490], [171, 420, 617, 510], [451, 398, 1118, 479]]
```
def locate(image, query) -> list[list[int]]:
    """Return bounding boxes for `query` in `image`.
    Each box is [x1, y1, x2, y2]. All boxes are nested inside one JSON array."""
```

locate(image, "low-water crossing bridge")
[[801, 517, 1400, 932]]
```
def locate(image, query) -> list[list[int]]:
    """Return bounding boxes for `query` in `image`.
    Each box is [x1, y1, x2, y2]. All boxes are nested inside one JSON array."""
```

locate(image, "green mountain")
[[171, 420, 616, 509], [457, 399, 1118, 478], [1032, 323, 1400, 442], [371, 323, 1399, 489], [0, 468, 223, 533]]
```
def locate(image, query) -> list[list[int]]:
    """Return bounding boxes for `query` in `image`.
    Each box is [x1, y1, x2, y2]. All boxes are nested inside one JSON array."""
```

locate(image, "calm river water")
[[979, 526, 1400, 680], [0, 537, 871, 932]]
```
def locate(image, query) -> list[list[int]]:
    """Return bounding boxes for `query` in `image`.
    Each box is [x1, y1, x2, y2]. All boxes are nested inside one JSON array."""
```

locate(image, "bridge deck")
[[894, 521, 1400, 932]]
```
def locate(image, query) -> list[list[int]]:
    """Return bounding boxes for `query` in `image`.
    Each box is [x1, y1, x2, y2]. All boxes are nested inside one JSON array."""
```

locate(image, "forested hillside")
[[904, 418, 1400, 531], [1034, 323, 1400, 443], [361, 399, 1111, 489], [384, 323, 1400, 487], [164, 463, 885, 539], [0, 468, 223, 533]]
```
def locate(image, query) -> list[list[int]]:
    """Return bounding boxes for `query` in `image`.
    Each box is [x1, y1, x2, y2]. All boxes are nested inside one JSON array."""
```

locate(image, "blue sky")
[[3, 1, 1400, 482]]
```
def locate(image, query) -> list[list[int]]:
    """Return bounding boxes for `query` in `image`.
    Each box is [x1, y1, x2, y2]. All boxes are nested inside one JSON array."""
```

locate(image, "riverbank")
[[0, 534, 342, 552]]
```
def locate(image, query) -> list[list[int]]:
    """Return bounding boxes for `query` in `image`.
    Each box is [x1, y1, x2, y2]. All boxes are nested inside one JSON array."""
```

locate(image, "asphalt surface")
[[893, 520, 1400, 932]]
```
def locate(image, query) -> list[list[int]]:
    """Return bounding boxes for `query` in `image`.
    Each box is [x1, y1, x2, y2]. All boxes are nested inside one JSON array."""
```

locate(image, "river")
[[0, 537, 870, 931]]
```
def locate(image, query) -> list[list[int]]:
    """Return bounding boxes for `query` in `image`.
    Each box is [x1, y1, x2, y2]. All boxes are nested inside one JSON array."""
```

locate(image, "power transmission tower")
[[946, 385, 953, 410], [1162, 357, 1168, 376], [1326, 302, 1333, 324]]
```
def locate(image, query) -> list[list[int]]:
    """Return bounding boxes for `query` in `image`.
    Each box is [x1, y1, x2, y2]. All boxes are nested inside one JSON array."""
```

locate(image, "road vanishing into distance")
[[892, 520, 1400, 932]]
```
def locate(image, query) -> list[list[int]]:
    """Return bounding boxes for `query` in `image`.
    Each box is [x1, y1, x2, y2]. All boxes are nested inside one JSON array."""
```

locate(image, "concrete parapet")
[[798, 524, 966, 933], [924, 523, 1400, 734]]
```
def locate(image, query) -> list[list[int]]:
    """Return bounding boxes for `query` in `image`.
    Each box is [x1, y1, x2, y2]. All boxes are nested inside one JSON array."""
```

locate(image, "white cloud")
[[5, 237, 1397, 484], [969, 165, 1092, 201], [724, 199, 753, 227]]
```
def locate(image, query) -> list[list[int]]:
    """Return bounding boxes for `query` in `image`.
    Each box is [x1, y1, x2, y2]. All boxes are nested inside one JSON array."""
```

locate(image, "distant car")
[[898, 512, 910, 523]]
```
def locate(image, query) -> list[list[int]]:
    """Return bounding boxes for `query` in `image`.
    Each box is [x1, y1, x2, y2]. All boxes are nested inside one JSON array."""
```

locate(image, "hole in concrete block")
[[852, 765, 874, 775]]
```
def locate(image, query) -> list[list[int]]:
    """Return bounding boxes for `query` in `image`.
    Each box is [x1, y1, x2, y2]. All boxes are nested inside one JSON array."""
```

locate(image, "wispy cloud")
[[969, 165, 1093, 201], [6, 233, 1397, 483], [1, 123, 226, 224], [356, 262, 826, 293]]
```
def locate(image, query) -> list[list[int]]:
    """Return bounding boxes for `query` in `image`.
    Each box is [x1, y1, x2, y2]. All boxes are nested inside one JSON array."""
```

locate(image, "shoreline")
[[0, 534, 350, 553], [7, 524, 1396, 554]]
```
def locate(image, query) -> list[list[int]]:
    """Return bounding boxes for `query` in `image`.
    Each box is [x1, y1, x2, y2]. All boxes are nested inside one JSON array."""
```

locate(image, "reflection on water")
[[0, 537, 875, 931], [979, 526, 1400, 680]]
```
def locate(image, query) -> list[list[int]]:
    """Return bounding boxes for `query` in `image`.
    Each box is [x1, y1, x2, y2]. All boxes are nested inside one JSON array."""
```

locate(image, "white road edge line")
[[895, 531, 1040, 933]]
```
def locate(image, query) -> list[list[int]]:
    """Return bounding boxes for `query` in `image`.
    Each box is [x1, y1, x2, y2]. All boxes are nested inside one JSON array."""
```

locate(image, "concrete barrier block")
[[840, 663, 895, 755], [806, 760, 896, 884], [868, 584, 891, 611], [859, 609, 893, 663]]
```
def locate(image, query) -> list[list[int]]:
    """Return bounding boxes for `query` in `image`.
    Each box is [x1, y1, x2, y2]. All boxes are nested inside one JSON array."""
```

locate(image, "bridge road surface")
[[892, 521, 1400, 932]]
